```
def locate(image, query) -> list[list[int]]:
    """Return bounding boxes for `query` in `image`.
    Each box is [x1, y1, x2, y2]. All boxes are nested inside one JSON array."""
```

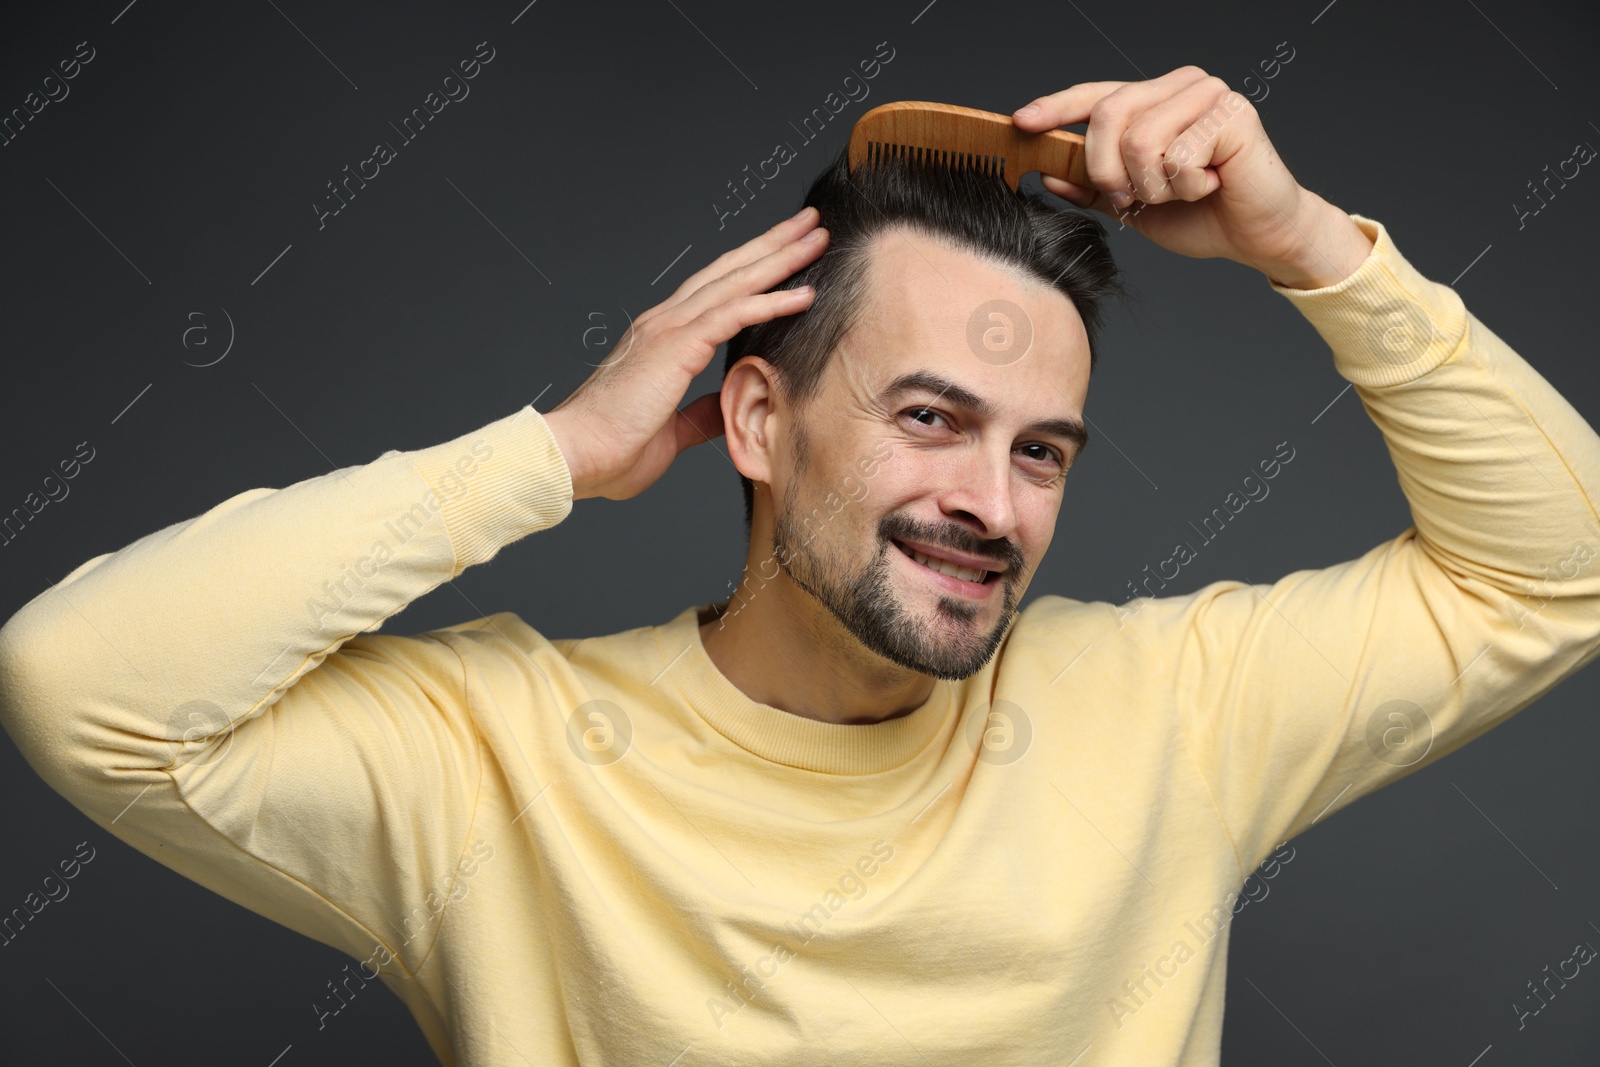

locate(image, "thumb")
[[673, 391, 725, 454]]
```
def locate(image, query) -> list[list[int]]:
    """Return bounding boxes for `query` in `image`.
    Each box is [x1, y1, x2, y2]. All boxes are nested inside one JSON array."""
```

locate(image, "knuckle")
[[1120, 126, 1156, 157], [1181, 64, 1208, 80], [706, 256, 741, 283], [727, 259, 759, 281], [1085, 162, 1120, 191], [703, 292, 742, 320], [664, 276, 703, 306], [1137, 159, 1170, 189], [1088, 97, 1121, 125], [634, 311, 669, 339]]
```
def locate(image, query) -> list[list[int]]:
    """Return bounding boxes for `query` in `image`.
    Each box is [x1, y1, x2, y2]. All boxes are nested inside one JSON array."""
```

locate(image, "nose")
[[939, 438, 1019, 542]]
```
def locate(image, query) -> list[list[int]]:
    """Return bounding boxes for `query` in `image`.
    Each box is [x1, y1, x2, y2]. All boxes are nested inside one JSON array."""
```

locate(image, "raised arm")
[[1009, 68, 1600, 874], [0, 206, 831, 972], [0, 406, 572, 970], [1133, 212, 1600, 871]]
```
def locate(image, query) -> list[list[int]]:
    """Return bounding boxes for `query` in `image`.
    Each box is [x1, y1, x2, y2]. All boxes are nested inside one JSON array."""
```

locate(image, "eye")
[[903, 406, 950, 430], [1016, 442, 1063, 466]]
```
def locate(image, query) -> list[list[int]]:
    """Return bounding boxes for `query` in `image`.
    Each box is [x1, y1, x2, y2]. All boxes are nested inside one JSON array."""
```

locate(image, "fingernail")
[[1109, 189, 1133, 209], [792, 205, 814, 221], [802, 226, 825, 242], [1015, 103, 1040, 118]]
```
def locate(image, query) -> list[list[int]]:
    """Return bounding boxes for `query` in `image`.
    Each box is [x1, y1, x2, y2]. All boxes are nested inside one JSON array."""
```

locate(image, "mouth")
[[890, 538, 1003, 596]]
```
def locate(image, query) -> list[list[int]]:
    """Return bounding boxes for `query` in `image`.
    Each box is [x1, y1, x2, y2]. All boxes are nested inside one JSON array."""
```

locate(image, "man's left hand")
[[1012, 66, 1372, 289]]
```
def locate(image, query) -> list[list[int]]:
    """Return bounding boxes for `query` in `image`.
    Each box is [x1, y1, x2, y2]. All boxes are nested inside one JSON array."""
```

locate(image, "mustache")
[[879, 515, 1025, 576]]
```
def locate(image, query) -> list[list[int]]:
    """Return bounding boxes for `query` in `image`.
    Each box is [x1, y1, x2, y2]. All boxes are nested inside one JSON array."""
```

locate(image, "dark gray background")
[[2, 0, 1597, 1063]]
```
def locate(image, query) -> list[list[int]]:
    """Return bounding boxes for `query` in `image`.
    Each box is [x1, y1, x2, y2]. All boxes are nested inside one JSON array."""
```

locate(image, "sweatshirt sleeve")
[[0, 403, 573, 975], [1133, 215, 1600, 877]]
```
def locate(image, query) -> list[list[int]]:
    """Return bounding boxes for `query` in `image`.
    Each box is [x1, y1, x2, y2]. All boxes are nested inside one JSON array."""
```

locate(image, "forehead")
[[846, 224, 1091, 396]]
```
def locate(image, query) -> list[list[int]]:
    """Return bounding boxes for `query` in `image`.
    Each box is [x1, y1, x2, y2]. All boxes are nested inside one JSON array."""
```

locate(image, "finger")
[[1164, 85, 1252, 202], [1011, 80, 1129, 130], [670, 286, 817, 374], [1014, 68, 1209, 207], [1081, 68, 1211, 208], [658, 206, 818, 316], [1012, 65, 1207, 128], [674, 391, 726, 453], [1039, 174, 1151, 235], [1039, 175, 1115, 216], [1120, 74, 1232, 203], [663, 227, 828, 331]]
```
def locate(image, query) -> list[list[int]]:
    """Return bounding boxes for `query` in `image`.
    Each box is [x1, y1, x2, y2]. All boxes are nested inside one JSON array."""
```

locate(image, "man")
[[2, 67, 1597, 1065]]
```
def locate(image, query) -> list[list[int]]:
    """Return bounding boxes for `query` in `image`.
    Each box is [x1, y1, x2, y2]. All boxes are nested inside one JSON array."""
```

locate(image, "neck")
[[699, 567, 935, 727]]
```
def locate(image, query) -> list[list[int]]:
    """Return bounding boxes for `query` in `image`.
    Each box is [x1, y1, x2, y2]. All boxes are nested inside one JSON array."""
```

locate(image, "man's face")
[[767, 225, 1093, 681]]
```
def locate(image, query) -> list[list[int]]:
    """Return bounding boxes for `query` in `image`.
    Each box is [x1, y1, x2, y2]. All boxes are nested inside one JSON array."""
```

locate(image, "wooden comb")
[[847, 100, 1090, 192]]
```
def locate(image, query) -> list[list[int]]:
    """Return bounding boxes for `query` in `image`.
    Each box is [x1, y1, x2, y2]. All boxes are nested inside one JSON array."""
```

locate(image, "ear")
[[721, 355, 779, 490]]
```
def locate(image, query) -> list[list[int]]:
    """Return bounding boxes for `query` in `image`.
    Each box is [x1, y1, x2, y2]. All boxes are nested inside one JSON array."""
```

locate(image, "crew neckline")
[[651, 602, 958, 775]]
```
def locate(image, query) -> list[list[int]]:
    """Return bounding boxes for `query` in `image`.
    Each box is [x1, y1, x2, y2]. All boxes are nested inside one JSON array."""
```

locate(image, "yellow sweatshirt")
[[3, 215, 1599, 1066]]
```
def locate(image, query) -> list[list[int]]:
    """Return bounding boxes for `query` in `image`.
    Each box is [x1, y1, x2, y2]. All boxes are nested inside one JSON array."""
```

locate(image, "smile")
[[891, 539, 1002, 594]]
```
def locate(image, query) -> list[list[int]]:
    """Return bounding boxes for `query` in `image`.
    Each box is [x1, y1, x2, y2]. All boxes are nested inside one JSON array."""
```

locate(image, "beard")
[[770, 476, 1025, 681]]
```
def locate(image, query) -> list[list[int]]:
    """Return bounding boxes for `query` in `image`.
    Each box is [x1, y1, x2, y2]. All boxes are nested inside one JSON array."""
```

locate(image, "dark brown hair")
[[723, 143, 1133, 528]]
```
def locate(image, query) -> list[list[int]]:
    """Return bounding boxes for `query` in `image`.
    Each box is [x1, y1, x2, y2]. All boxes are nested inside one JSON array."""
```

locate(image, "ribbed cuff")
[[1268, 214, 1469, 389], [405, 405, 574, 571]]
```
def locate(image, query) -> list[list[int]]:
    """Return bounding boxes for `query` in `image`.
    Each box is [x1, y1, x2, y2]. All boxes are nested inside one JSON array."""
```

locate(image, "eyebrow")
[[874, 370, 1089, 457]]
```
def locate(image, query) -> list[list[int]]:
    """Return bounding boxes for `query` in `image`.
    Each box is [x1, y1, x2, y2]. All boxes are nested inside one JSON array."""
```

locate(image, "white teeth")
[[907, 546, 986, 584]]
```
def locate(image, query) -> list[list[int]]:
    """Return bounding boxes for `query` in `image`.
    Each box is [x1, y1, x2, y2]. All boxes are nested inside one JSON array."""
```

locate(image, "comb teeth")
[[864, 140, 1008, 180]]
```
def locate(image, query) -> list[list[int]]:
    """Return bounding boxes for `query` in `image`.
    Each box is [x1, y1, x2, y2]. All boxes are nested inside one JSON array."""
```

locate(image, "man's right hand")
[[545, 207, 830, 501]]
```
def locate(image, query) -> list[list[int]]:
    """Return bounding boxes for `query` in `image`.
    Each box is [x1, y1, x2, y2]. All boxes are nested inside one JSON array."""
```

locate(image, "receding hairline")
[[838, 219, 1090, 361], [786, 227, 1093, 459], [851, 220, 1087, 329]]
